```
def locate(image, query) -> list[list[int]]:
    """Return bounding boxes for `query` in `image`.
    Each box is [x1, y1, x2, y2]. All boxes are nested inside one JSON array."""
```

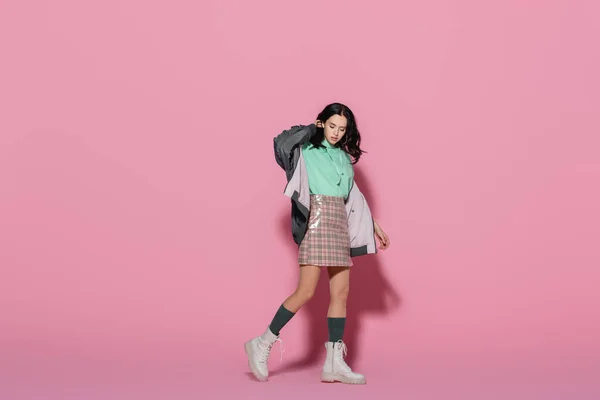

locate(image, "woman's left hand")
[[374, 221, 390, 250]]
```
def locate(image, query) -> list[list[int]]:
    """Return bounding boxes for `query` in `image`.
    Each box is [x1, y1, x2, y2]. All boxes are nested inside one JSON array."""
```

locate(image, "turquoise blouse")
[[301, 139, 354, 199]]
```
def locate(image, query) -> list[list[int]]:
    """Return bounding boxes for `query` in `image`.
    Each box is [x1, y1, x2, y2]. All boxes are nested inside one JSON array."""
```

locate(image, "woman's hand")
[[374, 220, 390, 250]]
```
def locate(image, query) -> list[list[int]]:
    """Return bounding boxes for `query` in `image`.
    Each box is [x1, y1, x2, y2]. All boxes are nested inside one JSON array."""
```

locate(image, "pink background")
[[1, 0, 599, 399]]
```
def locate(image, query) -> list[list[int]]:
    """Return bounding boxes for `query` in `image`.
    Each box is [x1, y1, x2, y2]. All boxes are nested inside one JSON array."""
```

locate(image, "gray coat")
[[273, 124, 377, 257]]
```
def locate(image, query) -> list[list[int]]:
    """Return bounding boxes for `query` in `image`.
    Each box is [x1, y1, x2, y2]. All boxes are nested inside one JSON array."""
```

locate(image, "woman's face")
[[319, 114, 348, 146]]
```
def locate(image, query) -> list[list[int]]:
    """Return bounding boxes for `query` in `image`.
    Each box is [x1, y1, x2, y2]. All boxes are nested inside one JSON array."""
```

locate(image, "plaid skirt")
[[298, 194, 353, 267]]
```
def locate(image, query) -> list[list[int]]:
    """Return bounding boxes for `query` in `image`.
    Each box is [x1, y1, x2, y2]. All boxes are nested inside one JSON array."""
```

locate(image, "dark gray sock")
[[328, 317, 346, 342], [268, 304, 295, 336]]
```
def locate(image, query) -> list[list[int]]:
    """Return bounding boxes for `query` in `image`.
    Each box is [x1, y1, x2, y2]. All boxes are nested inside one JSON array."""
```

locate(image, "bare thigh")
[[282, 264, 322, 312], [328, 267, 350, 292], [327, 267, 350, 317], [298, 264, 322, 293]]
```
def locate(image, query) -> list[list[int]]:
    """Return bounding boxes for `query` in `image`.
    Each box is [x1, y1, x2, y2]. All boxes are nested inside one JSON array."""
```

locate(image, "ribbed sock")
[[328, 317, 346, 342], [268, 304, 296, 336]]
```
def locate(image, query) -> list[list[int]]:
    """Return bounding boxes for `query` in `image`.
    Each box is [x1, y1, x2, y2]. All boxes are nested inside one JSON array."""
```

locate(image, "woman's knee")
[[330, 284, 349, 303], [295, 286, 316, 303]]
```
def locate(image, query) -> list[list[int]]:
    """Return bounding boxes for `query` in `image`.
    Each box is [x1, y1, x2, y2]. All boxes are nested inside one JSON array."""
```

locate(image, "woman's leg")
[[283, 264, 322, 312], [268, 264, 321, 336], [321, 266, 365, 384], [327, 267, 350, 341], [245, 265, 322, 382]]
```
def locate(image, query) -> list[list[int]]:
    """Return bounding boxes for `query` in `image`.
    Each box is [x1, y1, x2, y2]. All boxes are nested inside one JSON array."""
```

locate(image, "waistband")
[[309, 194, 346, 203]]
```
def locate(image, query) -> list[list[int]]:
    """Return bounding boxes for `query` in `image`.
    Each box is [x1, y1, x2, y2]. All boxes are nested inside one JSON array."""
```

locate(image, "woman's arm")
[[374, 220, 390, 250], [273, 123, 317, 171]]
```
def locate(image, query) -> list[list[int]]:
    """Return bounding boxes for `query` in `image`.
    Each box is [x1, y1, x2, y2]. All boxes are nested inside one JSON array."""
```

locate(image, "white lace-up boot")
[[321, 340, 366, 384], [244, 327, 283, 381]]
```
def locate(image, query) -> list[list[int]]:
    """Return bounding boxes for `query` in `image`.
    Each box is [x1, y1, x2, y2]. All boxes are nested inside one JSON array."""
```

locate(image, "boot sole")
[[321, 372, 366, 385], [244, 341, 268, 382]]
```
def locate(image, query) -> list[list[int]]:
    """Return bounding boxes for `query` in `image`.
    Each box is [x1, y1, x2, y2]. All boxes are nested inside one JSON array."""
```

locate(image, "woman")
[[244, 103, 390, 385]]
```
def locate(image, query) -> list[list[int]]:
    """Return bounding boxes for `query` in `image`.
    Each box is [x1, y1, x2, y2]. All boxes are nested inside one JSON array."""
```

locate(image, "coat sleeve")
[[273, 124, 316, 171]]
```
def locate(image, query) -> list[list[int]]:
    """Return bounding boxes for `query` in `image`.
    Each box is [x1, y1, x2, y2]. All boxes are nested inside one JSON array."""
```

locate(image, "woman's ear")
[[315, 120, 324, 128]]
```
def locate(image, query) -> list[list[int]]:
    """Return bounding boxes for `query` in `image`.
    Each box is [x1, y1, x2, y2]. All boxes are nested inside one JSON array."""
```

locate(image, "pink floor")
[[2, 351, 598, 400]]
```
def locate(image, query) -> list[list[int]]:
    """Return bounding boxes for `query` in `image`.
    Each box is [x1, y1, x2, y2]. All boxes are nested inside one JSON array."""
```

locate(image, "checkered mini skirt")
[[298, 194, 353, 267]]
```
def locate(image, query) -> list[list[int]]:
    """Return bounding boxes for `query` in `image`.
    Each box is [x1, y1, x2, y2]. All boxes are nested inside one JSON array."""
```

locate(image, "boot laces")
[[334, 340, 351, 371], [258, 336, 284, 363]]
